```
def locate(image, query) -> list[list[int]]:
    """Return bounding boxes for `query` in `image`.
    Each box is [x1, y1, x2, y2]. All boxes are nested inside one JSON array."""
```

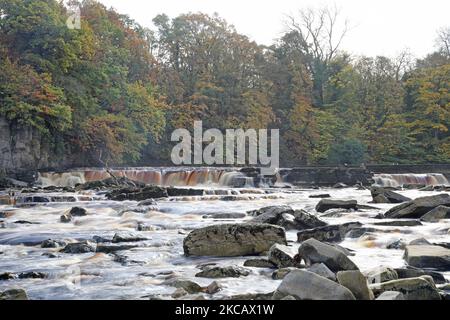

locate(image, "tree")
[[285, 5, 349, 107]]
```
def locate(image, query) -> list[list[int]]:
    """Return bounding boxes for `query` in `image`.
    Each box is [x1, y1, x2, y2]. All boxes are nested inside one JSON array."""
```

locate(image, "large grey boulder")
[[383, 194, 450, 219], [364, 267, 398, 284], [268, 244, 298, 268], [316, 200, 358, 213], [337, 270, 374, 300], [404, 245, 450, 270], [250, 206, 327, 230], [420, 206, 450, 223], [297, 222, 362, 243], [183, 223, 286, 257], [370, 187, 411, 204], [370, 277, 441, 300], [306, 263, 336, 281], [298, 238, 359, 272], [273, 270, 356, 300]]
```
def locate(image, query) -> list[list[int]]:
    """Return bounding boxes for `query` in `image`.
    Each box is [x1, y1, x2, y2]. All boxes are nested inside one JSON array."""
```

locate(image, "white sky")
[[98, 0, 449, 58]]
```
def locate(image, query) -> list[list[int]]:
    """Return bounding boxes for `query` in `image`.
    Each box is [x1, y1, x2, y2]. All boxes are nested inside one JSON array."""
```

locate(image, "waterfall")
[[37, 168, 246, 188], [373, 173, 449, 188]]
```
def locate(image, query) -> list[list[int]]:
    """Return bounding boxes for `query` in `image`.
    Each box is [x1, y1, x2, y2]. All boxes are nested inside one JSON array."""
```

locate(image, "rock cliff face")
[[0, 117, 69, 173]]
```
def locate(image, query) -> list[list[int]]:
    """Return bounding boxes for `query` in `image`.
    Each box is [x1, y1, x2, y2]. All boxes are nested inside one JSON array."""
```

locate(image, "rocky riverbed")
[[0, 181, 449, 300]]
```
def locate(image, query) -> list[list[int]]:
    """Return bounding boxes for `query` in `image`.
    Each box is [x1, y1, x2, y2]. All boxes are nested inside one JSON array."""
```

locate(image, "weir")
[[37, 167, 450, 188]]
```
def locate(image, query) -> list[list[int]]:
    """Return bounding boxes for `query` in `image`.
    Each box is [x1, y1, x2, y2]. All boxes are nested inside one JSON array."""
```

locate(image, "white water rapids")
[[0, 185, 449, 299]]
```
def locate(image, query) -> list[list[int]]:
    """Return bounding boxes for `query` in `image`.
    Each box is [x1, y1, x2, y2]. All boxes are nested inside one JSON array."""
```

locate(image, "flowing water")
[[1, 170, 449, 300]]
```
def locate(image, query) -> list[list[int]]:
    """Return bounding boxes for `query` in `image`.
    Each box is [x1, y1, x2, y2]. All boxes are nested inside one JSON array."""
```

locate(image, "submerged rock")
[[336, 270, 374, 300], [61, 241, 96, 254], [41, 239, 67, 248], [297, 238, 359, 272], [309, 194, 331, 199], [112, 232, 148, 243], [60, 212, 72, 223], [370, 187, 411, 204], [163, 279, 203, 294], [271, 268, 301, 280], [243, 259, 276, 268], [374, 220, 423, 227], [420, 206, 450, 223], [195, 266, 250, 278], [297, 222, 362, 243], [107, 186, 168, 201], [404, 245, 450, 270], [203, 212, 247, 219], [370, 277, 441, 300], [69, 207, 87, 217], [273, 270, 356, 300], [183, 223, 286, 257], [383, 194, 450, 219], [315, 199, 358, 213], [0, 289, 28, 300]]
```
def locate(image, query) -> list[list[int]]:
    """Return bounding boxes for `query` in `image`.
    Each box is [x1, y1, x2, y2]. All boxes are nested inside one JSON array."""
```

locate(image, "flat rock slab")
[[370, 277, 441, 300], [316, 200, 358, 213], [273, 270, 356, 300], [384, 194, 450, 219], [404, 245, 450, 270], [297, 222, 362, 243], [183, 223, 286, 257]]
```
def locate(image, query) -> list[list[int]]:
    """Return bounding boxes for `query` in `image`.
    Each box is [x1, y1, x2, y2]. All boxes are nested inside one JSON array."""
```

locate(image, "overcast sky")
[[98, 0, 449, 58]]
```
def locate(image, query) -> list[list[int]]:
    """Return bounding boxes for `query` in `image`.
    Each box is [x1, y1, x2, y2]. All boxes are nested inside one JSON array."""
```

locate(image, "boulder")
[[273, 270, 356, 300], [306, 263, 336, 281], [408, 238, 431, 246], [420, 206, 450, 223], [69, 207, 87, 217], [60, 212, 72, 223], [383, 194, 450, 219], [370, 277, 441, 300], [183, 223, 286, 257], [315, 199, 358, 213], [298, 238, 359, 272], [395, 268, 446, 284], [243, 259, 276, 268], [268, 244, 298, 268], [376, 291, 405, 300], [370, 187, 411, 204], [0, 289, 28, 300], [364, 267, 398, 284], [61, 241, 96, 254], [297, 222, 362, 243], [163, 279, 203, 294], [404, 245, 450, 270], [336, 270, 374, 300], [112, 232, 148, 243], [195, 266, 250, 278], [271, 268, 300, 280], [374, 220, 423, 227], [41, 239, 67, 248], [251, 206, 327, 230], [106, 186, 169, 201]]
